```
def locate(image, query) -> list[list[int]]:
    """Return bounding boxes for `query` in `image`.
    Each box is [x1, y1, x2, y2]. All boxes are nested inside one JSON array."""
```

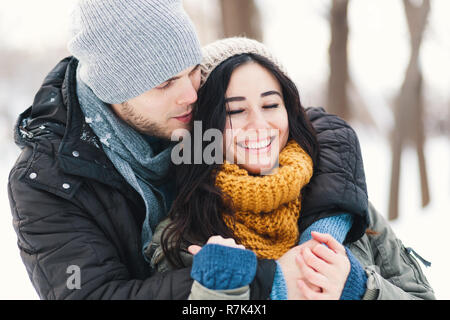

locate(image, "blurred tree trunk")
[[388, 0, 431, 220], [219, 0, 263, 42], [327, 0, 350, 121]]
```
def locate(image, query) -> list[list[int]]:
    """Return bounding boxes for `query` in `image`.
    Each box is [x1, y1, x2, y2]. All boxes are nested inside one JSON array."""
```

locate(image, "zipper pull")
[[406, 247, 431, 267], [19, 126, 34, 139]]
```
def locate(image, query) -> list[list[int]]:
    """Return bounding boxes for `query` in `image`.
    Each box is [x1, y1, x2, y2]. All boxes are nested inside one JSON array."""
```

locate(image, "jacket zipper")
[[406, 247, 432, 267]]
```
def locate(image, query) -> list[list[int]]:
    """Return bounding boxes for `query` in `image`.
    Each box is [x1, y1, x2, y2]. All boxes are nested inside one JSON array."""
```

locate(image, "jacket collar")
[[58, 57, 128, 189]]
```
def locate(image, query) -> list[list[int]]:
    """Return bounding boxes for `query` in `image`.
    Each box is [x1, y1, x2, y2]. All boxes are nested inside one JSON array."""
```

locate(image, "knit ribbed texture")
[[200, 37, 289, 87], [216, 140, 314, 259], [299, 214, 353, 244], [271, 214, 352, 299], [191, 244, 257, 290], [270, 243, 367, 300], [340, 247, 368, 300], [270, 261, 288, 300], [191, 216, 362, 299], [68, 0, 202, 103]]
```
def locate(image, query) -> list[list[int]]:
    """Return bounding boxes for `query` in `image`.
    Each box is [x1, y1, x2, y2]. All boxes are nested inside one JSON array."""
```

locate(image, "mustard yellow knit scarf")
[[216, 140, 314, 259]]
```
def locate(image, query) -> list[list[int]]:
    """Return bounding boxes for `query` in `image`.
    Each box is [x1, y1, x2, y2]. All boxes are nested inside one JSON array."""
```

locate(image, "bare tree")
[[219, 0, 263, 42], [388, 0, 431, 220], [327, 0, 350, 121], [327, 0, 377, 128]]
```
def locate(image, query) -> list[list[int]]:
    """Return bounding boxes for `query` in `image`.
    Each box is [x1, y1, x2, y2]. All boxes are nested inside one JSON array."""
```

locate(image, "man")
[[8, 0, 368, 299]]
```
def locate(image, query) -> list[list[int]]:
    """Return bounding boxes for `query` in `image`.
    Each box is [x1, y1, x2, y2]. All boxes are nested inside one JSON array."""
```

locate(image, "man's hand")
[[296, 232, 350, 300]]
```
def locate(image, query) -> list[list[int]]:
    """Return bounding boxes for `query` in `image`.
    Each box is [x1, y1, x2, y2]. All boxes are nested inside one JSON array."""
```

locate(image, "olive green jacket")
[[347, 202, 435, 300], [146, 202, 435, 300]]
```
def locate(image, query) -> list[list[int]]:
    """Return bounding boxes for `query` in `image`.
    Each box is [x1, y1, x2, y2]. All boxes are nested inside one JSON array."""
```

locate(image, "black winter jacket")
[[299, 108, 369, 243], [8, 57, 368, 300]]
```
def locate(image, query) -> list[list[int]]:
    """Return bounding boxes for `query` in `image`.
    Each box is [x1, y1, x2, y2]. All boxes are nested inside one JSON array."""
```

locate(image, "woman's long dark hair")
[[161, 53, 320, 267]]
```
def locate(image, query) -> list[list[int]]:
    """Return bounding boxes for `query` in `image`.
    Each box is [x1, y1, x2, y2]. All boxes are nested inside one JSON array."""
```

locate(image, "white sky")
[[0, 0, 448, 103], [0, 0, 78, 50], [259, 0, 450, 109]]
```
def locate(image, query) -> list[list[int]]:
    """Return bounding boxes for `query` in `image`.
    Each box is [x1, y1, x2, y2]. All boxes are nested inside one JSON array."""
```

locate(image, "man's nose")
[[176, 78, 198, 106]]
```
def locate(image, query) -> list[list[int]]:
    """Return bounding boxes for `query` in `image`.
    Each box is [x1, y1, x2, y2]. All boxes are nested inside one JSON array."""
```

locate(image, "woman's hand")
[[188, 235, 245, 255], [277, 245, 322, 300], [296, 231, 350, 300]]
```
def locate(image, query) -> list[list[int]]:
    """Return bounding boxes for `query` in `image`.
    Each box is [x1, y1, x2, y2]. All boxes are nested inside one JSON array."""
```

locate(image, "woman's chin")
[[239, 161, 278, 175]]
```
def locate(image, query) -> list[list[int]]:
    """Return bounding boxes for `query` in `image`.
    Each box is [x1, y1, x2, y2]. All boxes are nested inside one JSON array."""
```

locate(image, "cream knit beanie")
[[200, 37, 288, 87]]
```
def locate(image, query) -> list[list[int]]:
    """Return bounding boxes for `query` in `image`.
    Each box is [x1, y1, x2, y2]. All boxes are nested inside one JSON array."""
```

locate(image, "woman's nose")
[[245, 109, 271, 130]]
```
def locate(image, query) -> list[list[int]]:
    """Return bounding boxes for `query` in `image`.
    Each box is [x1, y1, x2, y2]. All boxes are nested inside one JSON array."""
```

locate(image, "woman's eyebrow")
[[261, 90, 282, 98], [224, 96, 246, 103], [225, 90, 281, 103]]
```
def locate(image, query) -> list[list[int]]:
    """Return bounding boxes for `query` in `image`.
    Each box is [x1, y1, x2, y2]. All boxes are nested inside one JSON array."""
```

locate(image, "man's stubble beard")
[[120, 101, 172, 139]]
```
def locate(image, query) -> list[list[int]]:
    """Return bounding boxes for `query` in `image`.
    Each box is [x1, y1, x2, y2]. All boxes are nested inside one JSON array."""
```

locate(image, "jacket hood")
[[14, 56, 127, 191], [14, 57, 72, 148]]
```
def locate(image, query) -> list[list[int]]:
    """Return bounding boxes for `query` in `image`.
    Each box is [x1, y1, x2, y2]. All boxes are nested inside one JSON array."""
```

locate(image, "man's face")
[[110, 65, 201, 139]]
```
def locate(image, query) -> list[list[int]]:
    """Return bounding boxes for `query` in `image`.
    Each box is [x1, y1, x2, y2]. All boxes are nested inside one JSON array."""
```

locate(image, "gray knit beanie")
[[200, 37, 289, 87], [68, 0, 203, 104]]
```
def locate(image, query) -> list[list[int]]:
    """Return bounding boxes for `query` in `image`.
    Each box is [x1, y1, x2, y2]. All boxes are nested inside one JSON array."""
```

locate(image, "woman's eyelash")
[[227, 104, 279, 115], [227, 110, 243, 115]]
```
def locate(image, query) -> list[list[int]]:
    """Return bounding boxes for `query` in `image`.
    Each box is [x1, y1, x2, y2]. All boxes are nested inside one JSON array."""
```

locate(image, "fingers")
[[206, 235, 246, 250], [188, 245, 202, 255], [207, 235, 226, 244], [310, 232, 345, 254], [297, 280, 323, 300], [296, 251, 328, 288], [299, 239, 321, 251], [189, 235, 246, 255], [311, 242, 340, 265], [301, 247, 333, 275]]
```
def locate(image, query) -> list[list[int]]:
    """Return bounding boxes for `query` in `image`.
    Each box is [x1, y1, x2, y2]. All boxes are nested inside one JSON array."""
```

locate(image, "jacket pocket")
[[397, 239, 433, 290]]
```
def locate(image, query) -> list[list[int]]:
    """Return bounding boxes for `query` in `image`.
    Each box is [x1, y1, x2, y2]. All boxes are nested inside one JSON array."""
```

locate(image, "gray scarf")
[[76, 66, 173, 260]]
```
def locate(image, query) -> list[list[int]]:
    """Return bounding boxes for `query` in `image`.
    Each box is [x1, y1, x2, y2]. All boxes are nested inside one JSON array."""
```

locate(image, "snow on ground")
[[0, 131, 448, 299]]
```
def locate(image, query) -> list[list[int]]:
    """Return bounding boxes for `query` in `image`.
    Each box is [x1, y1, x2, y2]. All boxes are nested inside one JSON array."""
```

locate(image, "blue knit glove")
[[190, 244, 257, 290], [270, 214, 353, 299], [270, 261, 288, 300], [340, 247, 367, 300]]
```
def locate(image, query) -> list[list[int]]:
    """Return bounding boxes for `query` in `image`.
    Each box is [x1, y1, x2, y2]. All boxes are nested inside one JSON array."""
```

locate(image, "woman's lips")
[[236, 137, 275, 154], [173, 111, 193, 123]]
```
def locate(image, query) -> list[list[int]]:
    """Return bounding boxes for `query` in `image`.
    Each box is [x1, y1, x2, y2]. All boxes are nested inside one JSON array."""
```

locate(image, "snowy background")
[[0, 0, 449, 299]]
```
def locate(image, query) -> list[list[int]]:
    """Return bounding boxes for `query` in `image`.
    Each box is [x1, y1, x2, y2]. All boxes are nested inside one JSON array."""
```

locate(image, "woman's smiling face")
[[223, 62, 289, 174]]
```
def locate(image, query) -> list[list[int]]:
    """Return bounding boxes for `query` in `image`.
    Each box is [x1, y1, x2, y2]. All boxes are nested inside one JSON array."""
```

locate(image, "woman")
[[146, 38, 434, 300]]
